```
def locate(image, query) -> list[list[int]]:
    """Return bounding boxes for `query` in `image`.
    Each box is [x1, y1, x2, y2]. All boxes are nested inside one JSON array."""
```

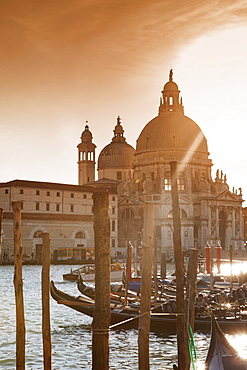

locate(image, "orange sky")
[[1, 0, 247, 204]]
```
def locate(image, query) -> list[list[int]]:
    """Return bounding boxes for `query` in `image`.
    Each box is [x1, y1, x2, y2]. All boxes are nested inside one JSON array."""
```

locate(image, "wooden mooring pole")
[[92, 191, 111, 370], [12, 201, 26, 369], [161, 252, 167, 280], [186, 248, 198, 331], [0, 207, 3, 264], [170, 161, 190, 370], [42, 233, 52, 370], [138, 202, 154, 370]]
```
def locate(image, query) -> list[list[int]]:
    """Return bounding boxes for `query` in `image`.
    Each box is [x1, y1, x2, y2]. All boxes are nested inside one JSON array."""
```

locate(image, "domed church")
[[78, 70, 244, 257]]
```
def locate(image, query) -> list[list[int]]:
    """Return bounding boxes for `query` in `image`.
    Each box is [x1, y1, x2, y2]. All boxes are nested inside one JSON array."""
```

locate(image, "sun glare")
[[227, 334, 247, 359], [220, 261, 247, 276]]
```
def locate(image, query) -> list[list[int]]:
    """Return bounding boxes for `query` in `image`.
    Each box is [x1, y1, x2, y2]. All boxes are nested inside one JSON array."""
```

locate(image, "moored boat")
[[50, 281, 247, 334], [63, 262, 125, 282], [205, 314, 247, 369]]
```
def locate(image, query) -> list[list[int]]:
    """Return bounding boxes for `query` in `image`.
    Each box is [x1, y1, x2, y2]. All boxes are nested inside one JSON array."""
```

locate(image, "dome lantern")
[[159, 69, 184, 114]]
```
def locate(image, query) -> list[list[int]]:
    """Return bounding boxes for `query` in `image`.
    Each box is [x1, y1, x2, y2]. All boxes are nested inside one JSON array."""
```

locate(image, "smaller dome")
[[80, 124, 93, 144], [98, 117, 135, 170], [163, 80, 179, 91], [81, 125, 92, 139]]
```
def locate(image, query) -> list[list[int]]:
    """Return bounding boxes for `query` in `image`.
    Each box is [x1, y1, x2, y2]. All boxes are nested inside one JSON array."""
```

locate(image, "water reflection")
[[1, 264, 247, 369]]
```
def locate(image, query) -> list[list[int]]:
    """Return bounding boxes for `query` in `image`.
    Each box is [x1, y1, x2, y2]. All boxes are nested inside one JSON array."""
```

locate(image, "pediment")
[[216, 190, 240, 202], [118, 196, 144, 206]]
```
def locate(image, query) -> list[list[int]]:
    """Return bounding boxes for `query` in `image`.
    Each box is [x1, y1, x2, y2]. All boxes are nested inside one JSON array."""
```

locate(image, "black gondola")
[[50, 281, 247, 334], [205, 314, 247, 369]]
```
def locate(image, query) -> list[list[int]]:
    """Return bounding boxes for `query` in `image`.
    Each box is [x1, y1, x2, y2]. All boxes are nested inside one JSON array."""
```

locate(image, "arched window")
[[167, 208, 188, 219], [164, 171, 171, 191], [33, 230, 43, 238], [75, 231, 86, 238]]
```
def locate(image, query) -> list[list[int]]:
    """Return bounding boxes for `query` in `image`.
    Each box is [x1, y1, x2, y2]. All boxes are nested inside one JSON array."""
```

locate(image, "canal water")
[[1, 264, 247, 369]]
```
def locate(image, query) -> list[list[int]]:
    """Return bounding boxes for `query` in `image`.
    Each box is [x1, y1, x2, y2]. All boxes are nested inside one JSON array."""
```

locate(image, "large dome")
[[136, 113, 208, 155], [136, 70, 209, 162]]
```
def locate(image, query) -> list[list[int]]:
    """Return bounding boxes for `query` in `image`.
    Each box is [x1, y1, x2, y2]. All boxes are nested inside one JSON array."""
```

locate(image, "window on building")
[[164, 171, 171, 191], [167, 208, 188, 219], [56, 192, 60, 197], [46, 191, 50, 196], [75, 231, 86, 238], [56, 204, 60, 211], [36, 190, 40, 195], [121, 208, 134, 219], [33, 230, 43, 238], [112, 239, 116, 248], [20, 189, 24, 194], [112, 207, 115, 215], [83, 194, 87, 199], [112, 220, 115, 232], [21, 202, 23, 209], [36, 203, 40, 210], [112, 196, 115, 201], [71, 193, 74, 198], [46, 203, 50, 211], [5, 189, 8, 194], [117, 172, 122, 181], [70, 205, 74, 212]]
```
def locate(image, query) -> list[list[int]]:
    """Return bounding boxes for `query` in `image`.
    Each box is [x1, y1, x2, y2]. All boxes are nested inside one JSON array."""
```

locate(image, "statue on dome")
[[169, 69, 173, 81]]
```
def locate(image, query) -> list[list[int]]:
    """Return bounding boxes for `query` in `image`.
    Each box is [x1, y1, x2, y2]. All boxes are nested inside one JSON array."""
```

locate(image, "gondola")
[[50, 281, 247, 334], [205, 314, 247, 369]]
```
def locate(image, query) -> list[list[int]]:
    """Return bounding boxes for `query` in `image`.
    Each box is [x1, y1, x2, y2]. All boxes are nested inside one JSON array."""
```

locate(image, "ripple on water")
[[2, 265, 247, 369]]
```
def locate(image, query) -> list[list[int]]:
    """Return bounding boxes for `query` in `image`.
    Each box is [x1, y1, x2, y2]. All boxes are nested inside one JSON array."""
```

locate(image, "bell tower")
[[77, 123, 96, 185]]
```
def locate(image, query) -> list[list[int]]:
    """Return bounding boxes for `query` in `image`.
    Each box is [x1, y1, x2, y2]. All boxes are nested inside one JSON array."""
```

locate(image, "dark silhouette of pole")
[[170, 161, 190, 370], [185, 248, 198, 331], [0, 208, 3, 264], [12, 201, 26, 369], [153, 239, 158, 300], [124, 243, 133, 305], [42, 233, 52, 370], [92, 191, 111, 370], [138, 202, 154, 370], [229, 245, 233, 290], [161, 252, 167, 280]]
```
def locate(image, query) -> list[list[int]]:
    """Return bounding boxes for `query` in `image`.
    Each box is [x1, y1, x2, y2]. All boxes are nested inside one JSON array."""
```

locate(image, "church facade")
[[90, 70, 244, 258], [0, 71, 244, 262]]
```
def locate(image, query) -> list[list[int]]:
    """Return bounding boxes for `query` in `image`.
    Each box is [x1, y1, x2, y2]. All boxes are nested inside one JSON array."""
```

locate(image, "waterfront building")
[[0, 71, 244, 262]]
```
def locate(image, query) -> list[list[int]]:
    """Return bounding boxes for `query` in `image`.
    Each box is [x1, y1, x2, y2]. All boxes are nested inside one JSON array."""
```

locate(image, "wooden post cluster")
[[92, 191, 111, 370], [12, 201, 26, 369], [170, 161, 190, 370], [42, 233, 52, 369], [138, 202, 154, 370]]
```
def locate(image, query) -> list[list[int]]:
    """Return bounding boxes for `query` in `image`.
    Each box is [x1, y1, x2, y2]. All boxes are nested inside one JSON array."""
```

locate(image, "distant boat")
[[63, 262, 125, 282], [205, 314, 247, 369]]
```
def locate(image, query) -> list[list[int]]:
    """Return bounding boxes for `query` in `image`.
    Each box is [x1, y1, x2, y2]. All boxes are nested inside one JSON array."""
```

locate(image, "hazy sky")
[[1, 0, 247, 204]]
